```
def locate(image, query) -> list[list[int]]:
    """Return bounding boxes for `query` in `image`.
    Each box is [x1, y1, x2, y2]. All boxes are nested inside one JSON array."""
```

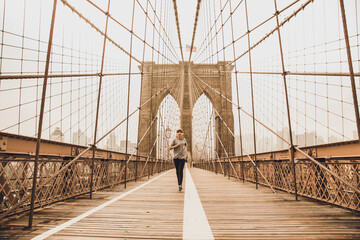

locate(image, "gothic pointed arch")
[[138, 61, 235, 158]]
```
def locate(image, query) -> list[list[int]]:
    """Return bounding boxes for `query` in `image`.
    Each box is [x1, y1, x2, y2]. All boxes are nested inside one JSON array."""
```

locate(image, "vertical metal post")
[[90, 0, 111, 199], [151, 158, 154, 176], [218, 1, 231, 177], [228, 157, 230, 179], [339, 0, 360, 139], [244, 0, 258, 189], [228, 0, 245, 184], [273, 0, 298, 200], [28, 0, 58, 228], [135, 149, 138, 182], [124, 0, 137, 188], [135, 0, 149, 182]]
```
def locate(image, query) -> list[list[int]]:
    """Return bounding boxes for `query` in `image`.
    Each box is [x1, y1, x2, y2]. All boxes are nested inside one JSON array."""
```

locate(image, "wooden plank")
[[0, 171, 184, 239], [1, 168, 360, 239], [190, 168, 360, 239]]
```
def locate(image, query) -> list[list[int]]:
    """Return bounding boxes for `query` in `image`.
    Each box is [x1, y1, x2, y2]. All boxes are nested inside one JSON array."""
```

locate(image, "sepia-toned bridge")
[[0, 0, 360, 239]]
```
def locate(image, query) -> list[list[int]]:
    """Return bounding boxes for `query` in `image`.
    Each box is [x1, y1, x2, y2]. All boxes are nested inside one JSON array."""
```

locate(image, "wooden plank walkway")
[[191, 168, 360, 239], [1, 167, 360, 239]]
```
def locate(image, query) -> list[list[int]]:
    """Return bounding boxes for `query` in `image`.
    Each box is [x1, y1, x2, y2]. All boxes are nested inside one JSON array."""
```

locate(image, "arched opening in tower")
[[156, 94, 180, 160], [192, 94, 215, 162]]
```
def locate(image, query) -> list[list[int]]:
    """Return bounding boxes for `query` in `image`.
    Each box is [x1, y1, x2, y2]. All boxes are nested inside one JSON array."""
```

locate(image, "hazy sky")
[[0, 0, 359, 156]]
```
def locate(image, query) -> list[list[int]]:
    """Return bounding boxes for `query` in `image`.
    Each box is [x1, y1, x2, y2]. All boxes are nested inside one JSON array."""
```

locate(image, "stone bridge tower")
[[137, 61, 235, 159]]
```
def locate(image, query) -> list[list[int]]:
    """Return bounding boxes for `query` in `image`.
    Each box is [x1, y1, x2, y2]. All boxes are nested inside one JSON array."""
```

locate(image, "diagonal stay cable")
[[214, 151, 225, 175], [294, 146, 360, 195], [188, 0, 202, 62], [191, 72, 276, 193], [139, 134, 160, 179], [214, 130, 240, 180], [190, 70, 291, 145], [194, 0, 241, 63], [191, 69, 360, 196], [214, 110, 277, 194], [172, 0, 184, 63], [197, 110, 217, 171], [189, 70, 225, 174], [196, 0, 302, 63], [136, 78, 184, 178], [126, 73, 182, 163], [226, 0, 314, 67], [137, 0, 180, 61], [84, 0, 179, 64], [110, 114, 160, 189], [192, 0, 231, 62], [60, 0, 141, 64], [0, 72, 144, 80], [0, 71, 181, 221]]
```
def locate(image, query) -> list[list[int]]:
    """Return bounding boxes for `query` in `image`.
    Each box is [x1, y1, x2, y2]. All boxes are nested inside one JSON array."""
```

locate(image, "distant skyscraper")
[[50, 127, 64, 142], [106, 132, 117, 150], [119, 140, 136, 154], [72, 129, 90, 146]]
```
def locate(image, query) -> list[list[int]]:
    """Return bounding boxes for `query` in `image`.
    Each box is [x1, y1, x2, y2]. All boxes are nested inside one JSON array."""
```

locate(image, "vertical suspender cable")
[[339, 0, 360, 140], [136, 0, 151, 181], [28, 0, 58, 228], [188, 0, 202, 62], [244, 0, 258, 189], [273, 0, 298, 200], [125, 0, 137, 188], [90, 0, 111, 198], [218, 0, 230, 178], [172, 0, 184, 63], [229, 0, 245, 182]]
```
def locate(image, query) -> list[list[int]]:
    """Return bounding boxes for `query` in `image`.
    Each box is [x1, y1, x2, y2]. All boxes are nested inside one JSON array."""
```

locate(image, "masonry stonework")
[[137, 61, 235, 159]]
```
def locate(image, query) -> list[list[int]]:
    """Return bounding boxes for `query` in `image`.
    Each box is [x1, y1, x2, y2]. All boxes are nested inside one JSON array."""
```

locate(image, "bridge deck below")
[[1, 167, 360, 239]]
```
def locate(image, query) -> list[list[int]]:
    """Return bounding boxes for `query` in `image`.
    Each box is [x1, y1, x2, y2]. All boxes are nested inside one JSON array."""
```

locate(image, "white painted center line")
[[183, 166, 214, 240], [32, 170, 172, 240]]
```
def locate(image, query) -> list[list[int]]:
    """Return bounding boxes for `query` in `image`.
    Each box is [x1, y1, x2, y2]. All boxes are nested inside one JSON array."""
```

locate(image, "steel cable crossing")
[[1, 0, 360, 223], [0, 0, 183, 224]]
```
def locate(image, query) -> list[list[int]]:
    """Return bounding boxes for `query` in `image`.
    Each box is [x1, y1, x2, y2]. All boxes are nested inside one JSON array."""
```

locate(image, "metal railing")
[[197, 144, 360, 212], [0, 133, 173, 220]]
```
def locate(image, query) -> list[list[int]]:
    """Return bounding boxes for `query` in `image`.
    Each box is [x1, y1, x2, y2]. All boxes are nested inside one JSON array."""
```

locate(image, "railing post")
[[90, 0, 111, 198], [223, 158, 226, 177], [228, 157, 231, 179], [28, 0, 58, 228], [124, 155, 128, 188], [273, 0, 298, 200], [124, 0, 136, 189], [339, 0, 360, 139], [244, 0, 258, 190], [215, 160, 217, 174], [228, 0, 245, 185], [135, 154, 138, 182]]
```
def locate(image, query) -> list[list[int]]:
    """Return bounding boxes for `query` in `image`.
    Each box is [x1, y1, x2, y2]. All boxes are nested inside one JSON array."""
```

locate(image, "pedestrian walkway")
[[1, 167, 360, 239]]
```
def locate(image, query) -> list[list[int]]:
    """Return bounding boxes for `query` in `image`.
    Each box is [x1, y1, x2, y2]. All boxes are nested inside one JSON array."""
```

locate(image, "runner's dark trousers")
[[174, 158, 186, 186]]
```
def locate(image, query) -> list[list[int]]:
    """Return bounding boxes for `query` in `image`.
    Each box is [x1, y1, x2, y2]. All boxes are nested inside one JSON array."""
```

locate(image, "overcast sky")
[[0, 0, 359, 155]]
